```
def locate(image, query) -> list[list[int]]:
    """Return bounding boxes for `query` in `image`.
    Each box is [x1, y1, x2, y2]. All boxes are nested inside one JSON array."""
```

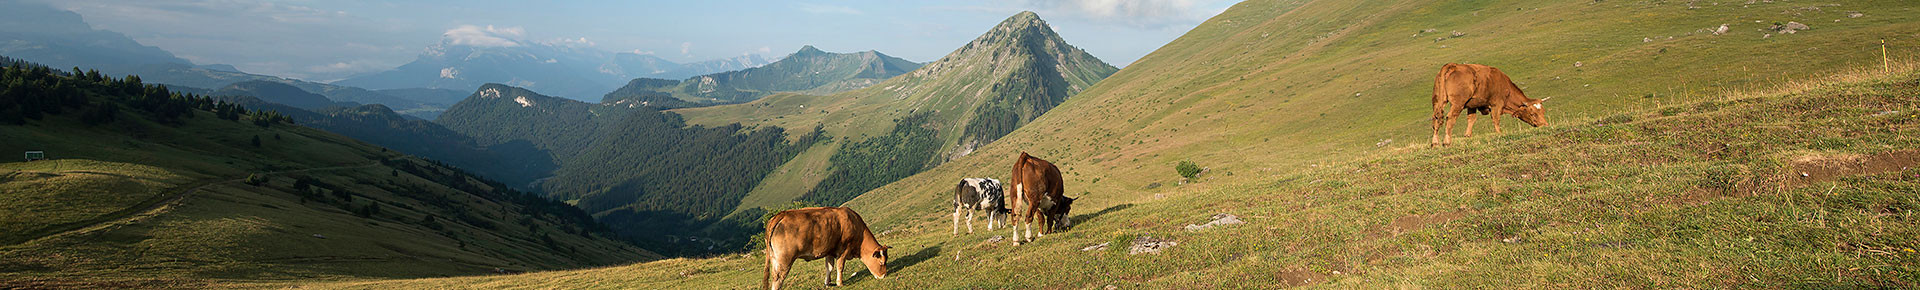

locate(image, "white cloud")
[[543, 37, 596, 48], [795, 3, 863, 15], [680, 42, 693, 55], [758, 46, 773, 54], [305, 59, 390, 74], [996, 0, 1226, 28], [630, 49, 656, 55], [443, 25, 525, 47]]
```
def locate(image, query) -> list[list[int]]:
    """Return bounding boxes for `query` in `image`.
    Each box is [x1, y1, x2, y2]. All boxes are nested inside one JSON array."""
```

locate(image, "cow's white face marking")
[[1533, 103, 1543, 109]]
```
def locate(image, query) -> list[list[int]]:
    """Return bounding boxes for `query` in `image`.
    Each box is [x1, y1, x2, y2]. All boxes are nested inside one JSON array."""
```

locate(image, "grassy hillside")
[[0, 62, 657, 287], [293, 56, 1920, 290], [312, 0, 1919, 288]]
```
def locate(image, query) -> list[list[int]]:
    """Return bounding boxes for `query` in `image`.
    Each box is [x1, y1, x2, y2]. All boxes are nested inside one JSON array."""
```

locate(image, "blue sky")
[[32, 0, 1238, 82]]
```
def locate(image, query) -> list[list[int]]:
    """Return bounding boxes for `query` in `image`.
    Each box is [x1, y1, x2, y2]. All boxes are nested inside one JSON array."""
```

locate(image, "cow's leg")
[[952, 205, 961, 235], [1431, 105, 1446, 147], [1023, 206, 1036, 242], [1011, 184, 1025, 245], [832, 258, 845, 286], [986, 210, 997, 230], [1443, 103, 1466, 146], [1463, 113, 1477, 137], [822, 259, 836, 286], [1038, 213, 1050, 237], [965, 209, 976, 234], [1490, 107, 1504, 133], [766, 250, 794, 290]]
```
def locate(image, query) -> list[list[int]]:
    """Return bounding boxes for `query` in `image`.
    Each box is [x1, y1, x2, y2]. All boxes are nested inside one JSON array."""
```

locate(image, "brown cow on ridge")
[[763, 207, 890, 289], [1007, 152, 1075, 245], [1430, 63, 1551, 147]]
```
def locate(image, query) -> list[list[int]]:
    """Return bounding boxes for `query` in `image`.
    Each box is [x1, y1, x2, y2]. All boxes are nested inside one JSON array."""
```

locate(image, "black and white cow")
[[953, 178, 1009, 235]]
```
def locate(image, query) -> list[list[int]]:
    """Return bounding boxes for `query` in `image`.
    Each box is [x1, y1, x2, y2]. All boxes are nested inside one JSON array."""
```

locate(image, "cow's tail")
[[1432, 64, 1455, 121]]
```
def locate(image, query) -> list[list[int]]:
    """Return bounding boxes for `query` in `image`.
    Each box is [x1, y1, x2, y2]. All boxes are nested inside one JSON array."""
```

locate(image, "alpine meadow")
[[3, 0, 1918, 289]]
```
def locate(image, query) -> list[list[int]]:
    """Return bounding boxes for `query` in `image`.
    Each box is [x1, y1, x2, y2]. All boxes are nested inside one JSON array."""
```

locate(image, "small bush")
[[1176, 160, 1202, 179]]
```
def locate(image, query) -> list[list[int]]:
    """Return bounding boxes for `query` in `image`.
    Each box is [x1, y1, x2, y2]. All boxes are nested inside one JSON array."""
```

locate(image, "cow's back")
[[766, 207, 863, 260], [1434, 63, 1525, 111], [1475, 65, 1525, 101]]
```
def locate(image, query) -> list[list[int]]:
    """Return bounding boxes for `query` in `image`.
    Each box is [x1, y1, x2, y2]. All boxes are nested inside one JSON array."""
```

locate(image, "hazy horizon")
[[26, 0, 1237, 83]]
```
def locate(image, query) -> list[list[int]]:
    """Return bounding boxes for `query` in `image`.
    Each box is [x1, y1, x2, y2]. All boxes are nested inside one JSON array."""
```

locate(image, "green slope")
[[433, 83, 821, 256], [0, 62, 658, 287], [315, 0, 1918, 288], [675, 11, 1119, 209]]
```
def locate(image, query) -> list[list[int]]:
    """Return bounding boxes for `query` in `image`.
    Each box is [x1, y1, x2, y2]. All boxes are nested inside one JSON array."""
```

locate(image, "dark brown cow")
[[1007, 152, 1075, 245], [1430, 63, 1551, 147], [763, 207, 890, 289]]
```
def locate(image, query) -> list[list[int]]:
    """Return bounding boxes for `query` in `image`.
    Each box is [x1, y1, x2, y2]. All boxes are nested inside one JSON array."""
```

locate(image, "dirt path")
[[2, 161, 383, 246]]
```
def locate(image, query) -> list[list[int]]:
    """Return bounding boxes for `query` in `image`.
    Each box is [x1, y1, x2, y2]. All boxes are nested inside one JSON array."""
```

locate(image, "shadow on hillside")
[[845, 245, 939, 286], [1069, 203, 1134, 229]]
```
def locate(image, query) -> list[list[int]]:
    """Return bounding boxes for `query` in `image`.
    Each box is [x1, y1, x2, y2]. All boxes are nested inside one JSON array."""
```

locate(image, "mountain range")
[[424, 11, 1112, 255], [607, 46, 922, 104], [336, 39, 774, 102]]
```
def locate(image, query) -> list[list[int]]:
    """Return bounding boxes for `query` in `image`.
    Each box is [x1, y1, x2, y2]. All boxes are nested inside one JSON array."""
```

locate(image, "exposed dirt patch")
[[1276, 268, 1329, 287], [1789, 149, 1920, 186], [1368, 209, 1466, 239]]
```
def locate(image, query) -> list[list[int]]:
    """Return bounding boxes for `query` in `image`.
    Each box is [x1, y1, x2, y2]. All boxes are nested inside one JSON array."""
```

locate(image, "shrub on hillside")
[[1176, 160, 1203, 180]]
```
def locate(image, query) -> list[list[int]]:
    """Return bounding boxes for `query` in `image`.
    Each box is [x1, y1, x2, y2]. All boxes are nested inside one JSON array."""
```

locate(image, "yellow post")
[[1886, 39, 1892, 74]]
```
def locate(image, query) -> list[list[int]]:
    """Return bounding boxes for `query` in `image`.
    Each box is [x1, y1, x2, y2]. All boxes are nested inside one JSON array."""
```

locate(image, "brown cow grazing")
[[763, 207, 890, 289], [1007, 152, 1073, 245], [1430, 63, 1551, 147]]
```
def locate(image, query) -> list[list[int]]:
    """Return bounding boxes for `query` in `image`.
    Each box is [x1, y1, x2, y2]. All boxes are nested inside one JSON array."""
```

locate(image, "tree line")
[[0, 55, 291, 127]]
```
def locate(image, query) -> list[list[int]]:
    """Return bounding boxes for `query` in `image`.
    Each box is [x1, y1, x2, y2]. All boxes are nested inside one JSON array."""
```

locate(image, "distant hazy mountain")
[[608, 46, 921, 104], [663, 54, 776, 79], [337, 39, 774, 102], [0, 1, 189, 72], [214, 81, 357, 111], [0, 2, 456, 118]]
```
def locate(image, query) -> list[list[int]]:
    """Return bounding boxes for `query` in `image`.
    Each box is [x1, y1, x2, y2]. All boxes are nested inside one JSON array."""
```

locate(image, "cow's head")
[[1517, 97, 1550, 127], [860, 245, 891, 279], [1050, 197, 1077, 229]]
